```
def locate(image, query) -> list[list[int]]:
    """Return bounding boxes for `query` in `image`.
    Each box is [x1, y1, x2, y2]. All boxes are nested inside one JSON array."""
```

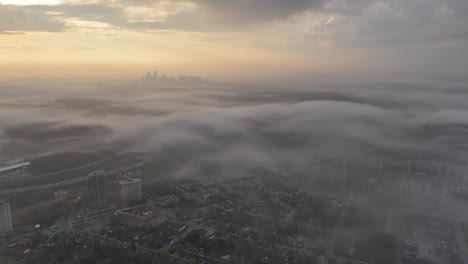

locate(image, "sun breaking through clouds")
[[1, 0, 468, 80]]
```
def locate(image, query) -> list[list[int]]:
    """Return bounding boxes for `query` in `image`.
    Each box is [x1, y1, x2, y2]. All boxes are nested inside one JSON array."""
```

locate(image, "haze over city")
[[1, 1, 468, 264]]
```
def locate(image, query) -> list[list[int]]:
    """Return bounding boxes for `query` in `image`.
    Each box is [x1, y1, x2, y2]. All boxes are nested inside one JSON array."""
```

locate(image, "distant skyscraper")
[[119, 178, 142, 202], [88, 170, 106, 208], [144, 70, 152, 81], [0, 198, 13, 234]]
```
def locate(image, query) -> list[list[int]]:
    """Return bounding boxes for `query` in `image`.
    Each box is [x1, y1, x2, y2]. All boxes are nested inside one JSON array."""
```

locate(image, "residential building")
[[88, 170, 107, 208], [0, 199, 13, 234], [119, 178, 142, 202]]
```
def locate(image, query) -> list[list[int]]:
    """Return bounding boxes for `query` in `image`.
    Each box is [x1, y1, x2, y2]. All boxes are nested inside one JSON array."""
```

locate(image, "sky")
[[1, 0, 468, 80]]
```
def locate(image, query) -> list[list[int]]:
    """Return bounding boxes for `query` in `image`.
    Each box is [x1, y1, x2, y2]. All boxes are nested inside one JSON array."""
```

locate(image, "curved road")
[[0, 154, 158, 195], [0, 153, 124, 184]]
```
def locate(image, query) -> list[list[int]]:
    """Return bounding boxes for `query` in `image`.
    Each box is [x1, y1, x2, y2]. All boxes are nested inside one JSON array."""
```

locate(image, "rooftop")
[[88, 170, 106, 177], [119, 178, 141, 184]]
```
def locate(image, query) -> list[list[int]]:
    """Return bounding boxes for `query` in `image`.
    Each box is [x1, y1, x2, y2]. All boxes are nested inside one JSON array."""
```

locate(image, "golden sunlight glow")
[[124, 2, 196, 22], [0, 0, 366, 79]]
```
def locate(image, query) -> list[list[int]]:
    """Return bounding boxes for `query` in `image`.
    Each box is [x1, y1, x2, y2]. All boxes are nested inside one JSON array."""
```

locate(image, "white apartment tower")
[[119, 178, 142, 202], [0, 199, 13, 234]]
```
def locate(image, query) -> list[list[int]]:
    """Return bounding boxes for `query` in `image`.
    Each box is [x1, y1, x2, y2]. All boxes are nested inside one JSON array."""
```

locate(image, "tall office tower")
[[0, 198, 13, 234], [119, 178, 142, 202], [88, 170, 107, 208]]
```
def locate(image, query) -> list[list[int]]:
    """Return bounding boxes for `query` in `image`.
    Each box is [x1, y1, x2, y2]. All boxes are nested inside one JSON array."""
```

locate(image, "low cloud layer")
[[1, 79, 468, 179]]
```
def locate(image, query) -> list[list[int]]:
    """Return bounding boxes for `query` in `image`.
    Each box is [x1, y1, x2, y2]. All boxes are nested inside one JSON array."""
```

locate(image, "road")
[[0, 154, 158, 195], [0, 153, 125, 184]]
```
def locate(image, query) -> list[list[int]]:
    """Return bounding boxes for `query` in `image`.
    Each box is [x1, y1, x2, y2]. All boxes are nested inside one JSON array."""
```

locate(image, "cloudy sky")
[[1, 0, 468, 80]]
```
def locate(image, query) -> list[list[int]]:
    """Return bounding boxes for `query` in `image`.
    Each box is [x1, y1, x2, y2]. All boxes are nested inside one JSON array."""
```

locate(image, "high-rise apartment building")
[[119, 178, 142, 202], [0, 198, 13, 234], [88, 170, 107, 208]]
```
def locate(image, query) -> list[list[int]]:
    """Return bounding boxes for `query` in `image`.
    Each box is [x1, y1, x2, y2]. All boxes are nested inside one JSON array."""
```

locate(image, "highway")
[[0, 153, 124, 184], [0, 154, 158, 195]]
